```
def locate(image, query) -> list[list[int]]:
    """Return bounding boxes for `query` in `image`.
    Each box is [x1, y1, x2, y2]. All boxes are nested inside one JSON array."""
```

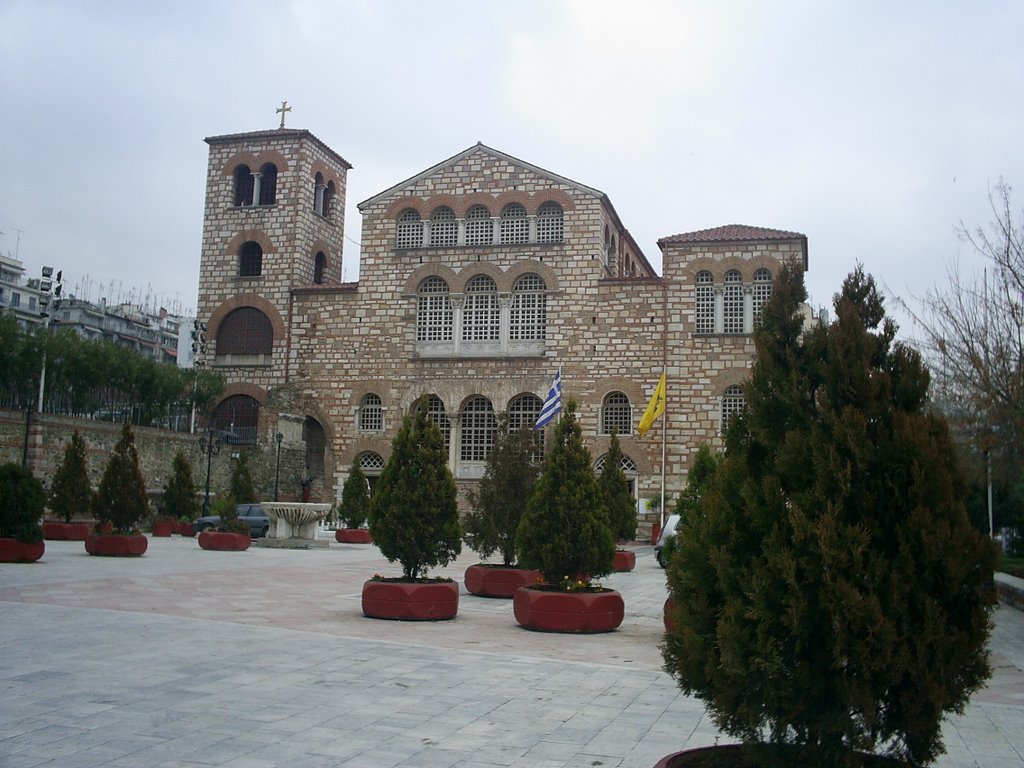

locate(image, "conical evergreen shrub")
[[0, 463, 45, 543], [162, 451, 198, 521], [516, 401, 615, 586], [599, 432, 636, 542], [93, 424, 149, 532], [230, 450, 256, 503], [663, 263, 997, 767], [368, 395, 461, 580], [49, 431, 93, 523], [339, 459, 370, 529]]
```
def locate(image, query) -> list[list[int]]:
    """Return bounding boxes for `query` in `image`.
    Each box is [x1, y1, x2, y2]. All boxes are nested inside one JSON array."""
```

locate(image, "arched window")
[[508, 393, 545, 462], [233, 165, 253, 206], [608, 234, 618, 270], [358, 393, 383, 432], [359, 451, 385, 497], [238, 242, 263, 277], [752, 268, 772, 327], [499, 203, 528, 244], [313, 252, 326, 284], [462, 275, 499, 341], [430, 206, 457, 247], [723, 270, 743, 334], [396, 208, 422, 249], [425, 394, 451, 452], [313, 172, 324, 213], [416, 277, 453, 342], [721, 384, 745, 434], [536, 201, 564, 243], [460, 396, 497, 462], [212, 395, 259, 445], [465, 205, 492, 246], [510, 273, 546, 340], [695, 270, 714, 334], [594, 453, 638, 474], [323, 180, 335, 217], [258, 163, 277, 205], [216, 307, 273, 356], [601, 391, 632, 436]]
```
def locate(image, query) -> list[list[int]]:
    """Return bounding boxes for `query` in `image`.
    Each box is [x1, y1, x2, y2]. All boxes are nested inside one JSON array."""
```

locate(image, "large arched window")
[[462, 275, 499, 341], [359, 451, 385, 497], [695, 270, 714, 335], [465, 205, 492, 246], [723, 270, 743, 334], [752, 268, 772, 327], [216, 307, 273, 356], [358, 393, 383, 432], [508, 393, 545, 462], [212, 395, 259, 445], [536, 201, 564, 243], [425, 394, 451, 452], [323, 180, 335, 217], [258, 163, 277, 205], [499, 203, 528, 244], [416, 277, 453, 342], [601, 391, 632, 436], [239, 242, 262, 277], [233, 165, 253, 206], [396, 208, 423, 249], [721, 384, 745, 435], [510, 273, 546, 340], [313, 252, 326, 284], [430, 206, 457, 247], [460, 396, 497, 462], [594, 452, 639, 496]]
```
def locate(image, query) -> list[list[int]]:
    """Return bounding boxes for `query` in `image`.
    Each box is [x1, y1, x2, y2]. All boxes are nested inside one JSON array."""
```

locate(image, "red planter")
[[151, 520, 175, 537], [0, 538, 45, 563], [198, 530, 251, 551], [663, 595, 676, 633], [361, 579, 459, 621], [176, 521, 195, 537], [655, 744, 908, 767], [612, 549, 636, 572], [42, 522, 90, 541], [335, 528, 373, 544], [85, 533, 148, 557], [513, 586, 624, 633], [464, 564, 541, 598]]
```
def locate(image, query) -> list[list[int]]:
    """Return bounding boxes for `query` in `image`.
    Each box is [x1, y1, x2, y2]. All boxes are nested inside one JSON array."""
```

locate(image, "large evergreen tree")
[[339, 459, 370, 529], [49, 431, 93, 523], [663, 263, 997, 767], [599, 432, 637, 542], [368, 395, 462, 580], [0, 463, 45, 542], [516, 401, 615, 585], [93, 424, 150, 532], [464, 415, 541, 565], [230, 450, 257, 503], [162, 451, 198, 521]]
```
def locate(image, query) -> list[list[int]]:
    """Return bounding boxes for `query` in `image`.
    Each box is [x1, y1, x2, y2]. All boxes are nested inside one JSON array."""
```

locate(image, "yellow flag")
[[637, 372, 667, 436]]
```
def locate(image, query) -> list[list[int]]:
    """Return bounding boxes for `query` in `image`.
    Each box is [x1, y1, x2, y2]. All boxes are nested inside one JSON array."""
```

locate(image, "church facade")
[[195, 127, 807, 535]]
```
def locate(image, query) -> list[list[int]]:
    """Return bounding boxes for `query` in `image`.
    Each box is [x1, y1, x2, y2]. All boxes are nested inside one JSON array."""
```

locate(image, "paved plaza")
[[1, 537, 1022, 767]]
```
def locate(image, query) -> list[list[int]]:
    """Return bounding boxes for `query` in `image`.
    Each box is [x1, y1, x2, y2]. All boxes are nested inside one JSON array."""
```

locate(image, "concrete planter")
[[42, 522, 90, 541], [513, 586, 624, 633], [198, 530, 251, 551], [361, 579, 459, 621], [335, 528, 373, 544], [612, 549, 636, 572], [85, 534, 148, 557], [464, 564, 541, 598], [151, 520, 175, 537], [0, 538, 45, 563]]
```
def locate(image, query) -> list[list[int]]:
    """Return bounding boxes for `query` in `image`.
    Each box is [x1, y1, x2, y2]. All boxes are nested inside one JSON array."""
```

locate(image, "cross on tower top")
[[276, 100, 292, 129]]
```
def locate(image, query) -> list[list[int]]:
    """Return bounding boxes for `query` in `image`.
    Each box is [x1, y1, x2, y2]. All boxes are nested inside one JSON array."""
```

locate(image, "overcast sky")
[[2, 1, 1022, 335]]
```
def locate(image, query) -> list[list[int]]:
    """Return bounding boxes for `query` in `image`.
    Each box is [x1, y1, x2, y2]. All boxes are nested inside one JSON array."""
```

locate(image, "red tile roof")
[[658, 224, 806, 246]]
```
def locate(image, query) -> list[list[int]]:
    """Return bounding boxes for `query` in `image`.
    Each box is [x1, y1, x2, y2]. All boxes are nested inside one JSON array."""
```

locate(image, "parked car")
[[193, 503, 270, 538], [654, 514, 680, 568]]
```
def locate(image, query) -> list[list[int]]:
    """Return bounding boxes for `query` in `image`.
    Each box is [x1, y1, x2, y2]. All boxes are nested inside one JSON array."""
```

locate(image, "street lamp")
[[274, 432, 283, 501], [199, 425, 224, 513]]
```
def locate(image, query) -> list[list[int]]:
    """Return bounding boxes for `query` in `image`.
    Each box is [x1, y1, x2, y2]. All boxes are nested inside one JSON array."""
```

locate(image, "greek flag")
[[534, 370, 562, 429]]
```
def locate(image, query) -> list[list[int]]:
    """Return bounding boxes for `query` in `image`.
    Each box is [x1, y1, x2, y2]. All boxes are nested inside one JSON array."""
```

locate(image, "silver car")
[[654, 514, 680, 568], [192, 503, 270, 538]]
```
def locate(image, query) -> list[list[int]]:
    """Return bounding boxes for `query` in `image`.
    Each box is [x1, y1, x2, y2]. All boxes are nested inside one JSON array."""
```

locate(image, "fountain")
[[260, 502, 331, 548]]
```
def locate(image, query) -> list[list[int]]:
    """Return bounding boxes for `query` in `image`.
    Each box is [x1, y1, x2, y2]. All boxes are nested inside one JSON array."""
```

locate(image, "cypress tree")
[[339, 459, 370, 529], [162, 451, 198, 521], [516, 401, 615, 586], [464, 414, 541, 565], [93, 424, 150, 532], [663, 263, 997, 767], [368, 395, 461, 580], [599, 432, 637, 542], [230, 450, 256, 503], [0, 463, 46, 543], [49, 431, 93, 523]]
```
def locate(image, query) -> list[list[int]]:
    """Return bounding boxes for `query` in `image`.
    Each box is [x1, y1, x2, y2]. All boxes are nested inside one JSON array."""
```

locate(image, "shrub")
[[368, 395, 461, 580], [92, 424, 149, 533], [0, 463, 45, 543], [516, 401, 615, 586], [230, 450, 256, 503], [49, 431, 93, 523], [339, 460, 370, 529], [599, 432, 636, 542], [662, 264, 997, 767], [162, 451, 198, 521], [463, 414, 541, 565]]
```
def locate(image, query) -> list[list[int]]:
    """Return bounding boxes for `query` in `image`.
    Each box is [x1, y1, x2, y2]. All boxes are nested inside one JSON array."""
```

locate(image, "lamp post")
[[199, 425, 224, 513], [274, 432, 283, 501], [36, 266, 62, 414]]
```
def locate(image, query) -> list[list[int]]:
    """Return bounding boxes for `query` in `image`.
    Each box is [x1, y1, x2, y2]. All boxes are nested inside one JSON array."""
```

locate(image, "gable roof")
[[658, 225, 806, 246], [357, 142, 606, 210]]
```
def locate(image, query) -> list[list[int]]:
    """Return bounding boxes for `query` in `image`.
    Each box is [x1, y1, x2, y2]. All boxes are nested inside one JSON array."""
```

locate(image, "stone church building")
[[195, 126, 808, 535]]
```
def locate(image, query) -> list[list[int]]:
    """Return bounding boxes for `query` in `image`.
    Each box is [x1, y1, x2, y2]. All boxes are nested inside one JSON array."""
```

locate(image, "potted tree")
[[363, 395, 462, 620], [335, 460, 373, 543], [197, 494, 251, 551], [462, 415, 541, 597], [514, 401, 621, 633], [660, 265, 997, 767], [231, 449, 257, 504], [162, 451, 199, 537], [87, 424, 150, 556], [45, 431, 93, 541], [600, 432, 638, 572], [0, 463, 46, 563]]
